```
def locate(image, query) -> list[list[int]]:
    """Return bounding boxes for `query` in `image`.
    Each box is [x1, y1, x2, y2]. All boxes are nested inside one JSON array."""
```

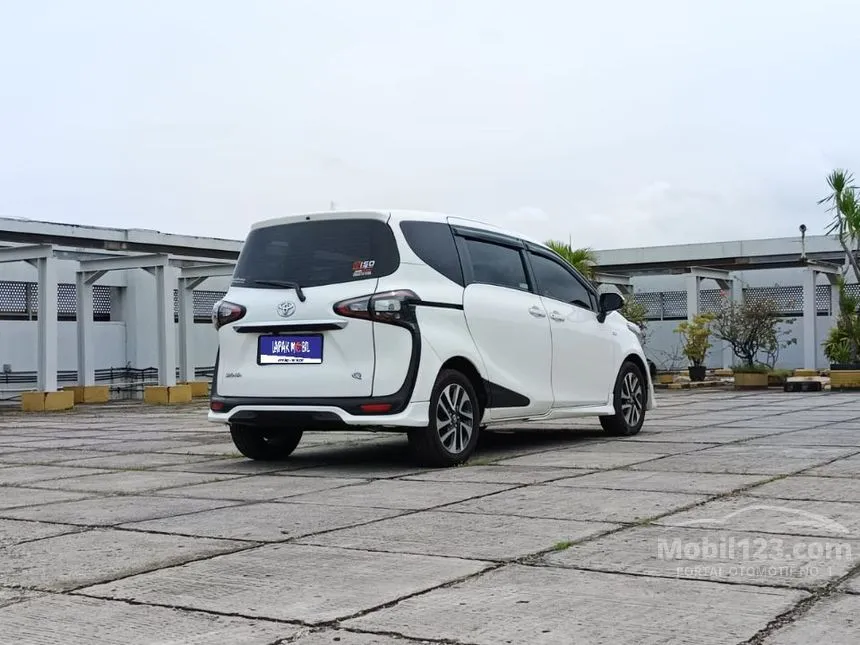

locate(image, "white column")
[[802, 267, 817, 370], [722, 280, 734, 369], [685, 274, 699, 321], [830, 276, 841, 320], [153, 265, 177, 386], [36, 256, 58, 392], [177, 277, 201, 383], [75, 271, 96, 386]]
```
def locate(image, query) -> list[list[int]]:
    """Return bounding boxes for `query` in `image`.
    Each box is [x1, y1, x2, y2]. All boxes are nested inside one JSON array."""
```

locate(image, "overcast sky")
[[1, 1, 859, 249]]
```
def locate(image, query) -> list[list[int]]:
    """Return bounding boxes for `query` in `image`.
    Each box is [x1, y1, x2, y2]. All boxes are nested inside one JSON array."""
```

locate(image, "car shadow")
[[282, 425, 610, 472]]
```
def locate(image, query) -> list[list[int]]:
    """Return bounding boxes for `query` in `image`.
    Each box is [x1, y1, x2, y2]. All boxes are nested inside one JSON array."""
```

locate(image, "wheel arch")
[[621, 352, 650, 405], [438, 356, 488, 415]]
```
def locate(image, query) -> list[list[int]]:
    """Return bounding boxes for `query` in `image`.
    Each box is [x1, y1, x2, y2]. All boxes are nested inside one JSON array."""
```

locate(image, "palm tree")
[[545, 240, 597, 278], [819, 169, 860, 282]]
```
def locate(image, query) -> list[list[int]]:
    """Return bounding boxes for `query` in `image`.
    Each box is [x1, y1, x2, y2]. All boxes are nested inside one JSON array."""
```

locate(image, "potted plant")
[[674, 313, 715, 381], [711, 294, 797, 390], [823, 275, 860, 388]]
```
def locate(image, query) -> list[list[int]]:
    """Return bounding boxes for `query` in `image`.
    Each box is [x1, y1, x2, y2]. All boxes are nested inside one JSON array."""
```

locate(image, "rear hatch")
[[215, 213, 400, 399]]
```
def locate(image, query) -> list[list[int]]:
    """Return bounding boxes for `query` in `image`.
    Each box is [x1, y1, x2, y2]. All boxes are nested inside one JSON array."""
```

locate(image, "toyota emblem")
[[276, 301, 296, 318]]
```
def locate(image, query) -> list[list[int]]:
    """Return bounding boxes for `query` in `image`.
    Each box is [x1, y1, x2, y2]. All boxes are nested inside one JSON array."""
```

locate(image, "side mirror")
[[597, 292, 624, 322]]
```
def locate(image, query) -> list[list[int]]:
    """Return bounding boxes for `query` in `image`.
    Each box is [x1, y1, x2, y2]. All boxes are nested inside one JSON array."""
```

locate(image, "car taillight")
[[212, 300, 246, 329], [334, 290, 420, 325]]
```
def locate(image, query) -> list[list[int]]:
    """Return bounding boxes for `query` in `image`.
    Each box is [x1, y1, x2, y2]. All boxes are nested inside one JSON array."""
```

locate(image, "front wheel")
[[230, 424, 303, 461], [599, 361, 646, 436], [408, 369, 481, 467]]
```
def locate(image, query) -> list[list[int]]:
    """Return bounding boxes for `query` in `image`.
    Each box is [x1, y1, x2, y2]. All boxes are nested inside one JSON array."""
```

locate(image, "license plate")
[[258, 335, 323, 364]]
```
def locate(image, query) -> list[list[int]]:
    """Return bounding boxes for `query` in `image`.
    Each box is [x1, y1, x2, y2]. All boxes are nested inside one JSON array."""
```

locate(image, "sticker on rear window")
[[352, 259, 375, 277]]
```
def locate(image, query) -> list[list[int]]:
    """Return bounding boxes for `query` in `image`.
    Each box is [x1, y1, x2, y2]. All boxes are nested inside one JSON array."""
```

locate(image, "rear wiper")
[[249, 279, 306, 302]]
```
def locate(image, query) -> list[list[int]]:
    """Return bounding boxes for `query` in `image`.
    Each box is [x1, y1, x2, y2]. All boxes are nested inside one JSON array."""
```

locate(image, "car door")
[[526, 249, 619, 407], [458, 232, 554, 420]]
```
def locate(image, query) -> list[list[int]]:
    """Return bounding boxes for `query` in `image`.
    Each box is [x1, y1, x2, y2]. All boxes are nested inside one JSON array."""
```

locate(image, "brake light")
[[333, 296, 372, 321], [333, 290, 420, 325], [212, 300, 246, 329]]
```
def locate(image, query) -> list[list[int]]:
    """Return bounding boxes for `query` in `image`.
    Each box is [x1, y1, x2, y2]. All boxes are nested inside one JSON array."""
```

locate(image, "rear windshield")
[[232, 218, 400, 288]]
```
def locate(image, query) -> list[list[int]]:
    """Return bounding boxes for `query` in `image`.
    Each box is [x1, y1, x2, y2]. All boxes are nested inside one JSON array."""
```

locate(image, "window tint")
[[529, 252, 593, 309], [232, 219, 399, 288], [464, 238, 529, 291], [400, 221, 464, 285]]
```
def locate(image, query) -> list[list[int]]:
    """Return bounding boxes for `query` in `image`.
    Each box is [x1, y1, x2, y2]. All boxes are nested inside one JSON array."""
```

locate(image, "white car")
[[209, 210, 654, 466]]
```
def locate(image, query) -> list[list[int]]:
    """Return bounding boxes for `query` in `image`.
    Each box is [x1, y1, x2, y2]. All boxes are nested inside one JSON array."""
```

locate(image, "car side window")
[[529, 252, 594, 310], [400, 221, 464, 285], [463, 238, 529, 291]]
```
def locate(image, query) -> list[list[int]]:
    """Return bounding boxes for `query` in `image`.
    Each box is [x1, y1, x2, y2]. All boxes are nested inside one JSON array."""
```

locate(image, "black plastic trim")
[[229, 410, 348, 430], [416, 301, 464, 311], [451, 225, 526, 249], [233, 323, 343, 333], [484, 380, 531, 408]]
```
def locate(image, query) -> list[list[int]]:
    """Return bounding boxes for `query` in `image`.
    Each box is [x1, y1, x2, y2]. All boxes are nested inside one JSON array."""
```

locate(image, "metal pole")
[[802, 267, 817, 370]]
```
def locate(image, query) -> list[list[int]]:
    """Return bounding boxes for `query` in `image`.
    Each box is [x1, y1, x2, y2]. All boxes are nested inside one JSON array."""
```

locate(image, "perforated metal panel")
[[173, 289, 227, 322], [57, 284, 76, 316], [698, 289, 723, 313], [661, 291, 687, 319], [93, 286, 111, 317], [631, 292, 662, 319], [743, 286, 802, 313], [0, 281, 28, 314], [0, 281, 111, 320], [816, 284, 832, 315], [194, 290, 225, 319]]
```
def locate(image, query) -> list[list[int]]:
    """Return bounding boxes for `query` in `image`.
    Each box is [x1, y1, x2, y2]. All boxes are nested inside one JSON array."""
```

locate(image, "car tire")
[[599, 360, 646, 436], [229, 424, 304, 461], [408, 369, 481, 467]]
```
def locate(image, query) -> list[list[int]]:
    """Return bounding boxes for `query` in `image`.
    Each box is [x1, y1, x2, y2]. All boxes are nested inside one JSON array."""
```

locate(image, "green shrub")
[[731, 363, 770, 374]]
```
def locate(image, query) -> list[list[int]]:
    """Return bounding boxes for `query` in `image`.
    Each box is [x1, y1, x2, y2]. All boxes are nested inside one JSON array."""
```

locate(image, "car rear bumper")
[[208, 401, 430, 429]]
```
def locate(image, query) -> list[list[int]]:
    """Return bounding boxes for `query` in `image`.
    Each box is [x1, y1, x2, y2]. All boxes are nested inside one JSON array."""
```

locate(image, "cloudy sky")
[[1, 0, 858, 249]]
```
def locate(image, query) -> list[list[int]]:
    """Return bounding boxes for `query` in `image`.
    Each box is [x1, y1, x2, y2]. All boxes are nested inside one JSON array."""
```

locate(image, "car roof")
[[250, 209, 550, 250]]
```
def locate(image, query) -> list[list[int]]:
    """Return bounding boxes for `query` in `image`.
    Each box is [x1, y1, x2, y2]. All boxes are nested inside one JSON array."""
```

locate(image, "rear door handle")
[[550, 311, 565, 322], [528, 306, 546, 318]]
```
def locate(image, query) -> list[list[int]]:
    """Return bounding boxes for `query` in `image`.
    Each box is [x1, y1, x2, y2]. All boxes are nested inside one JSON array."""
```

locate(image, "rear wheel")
[[230, 424, 304, 460], [408, 369, 481, 467], [599, 361, 646, 436]]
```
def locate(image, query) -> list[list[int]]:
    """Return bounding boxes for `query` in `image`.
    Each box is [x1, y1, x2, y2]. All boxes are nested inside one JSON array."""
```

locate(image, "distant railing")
[[0, 365, 214, 385]]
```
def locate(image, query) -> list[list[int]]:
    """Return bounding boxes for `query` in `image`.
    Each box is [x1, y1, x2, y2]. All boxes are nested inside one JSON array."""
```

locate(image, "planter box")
[[734, 372, 769, 390], [657, 373, 675, 384], [830, 370, 860, 390]]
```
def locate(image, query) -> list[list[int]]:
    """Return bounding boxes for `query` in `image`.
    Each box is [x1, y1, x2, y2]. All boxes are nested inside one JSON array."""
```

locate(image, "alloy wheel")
[[620, 370, 644, 427], [435, 383, 474, 454]]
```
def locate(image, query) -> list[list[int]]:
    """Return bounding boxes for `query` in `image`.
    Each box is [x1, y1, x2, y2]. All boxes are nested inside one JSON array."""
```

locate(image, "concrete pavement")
[[0, 390, 859, 644]]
